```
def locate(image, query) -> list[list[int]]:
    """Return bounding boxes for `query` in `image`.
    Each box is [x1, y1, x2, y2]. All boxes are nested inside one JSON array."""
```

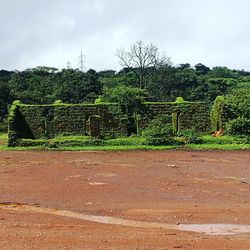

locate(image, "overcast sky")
[[1, 0, 250, 71]]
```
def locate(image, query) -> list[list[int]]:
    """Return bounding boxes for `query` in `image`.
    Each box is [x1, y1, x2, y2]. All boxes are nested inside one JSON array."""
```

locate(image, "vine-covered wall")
[[138, 102, 210, 133], [8, 102, 128, 146], [8, 99, 211, 146]]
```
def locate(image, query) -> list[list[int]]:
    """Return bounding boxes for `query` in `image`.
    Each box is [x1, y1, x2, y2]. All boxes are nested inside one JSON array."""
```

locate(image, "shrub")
[[177, 129, 203, 144], [53, 100, 64, 105], [226, 117, 250, 136], [12, 100, 23, 105], [142, 121, 175, 146], [175, 97, 186, 103], [225, 88, 250, 119], [94, 97, 104, 104]]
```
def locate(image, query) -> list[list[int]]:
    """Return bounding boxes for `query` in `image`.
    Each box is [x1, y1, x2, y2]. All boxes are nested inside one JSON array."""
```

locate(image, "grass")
[[188, 144, 250, 150], [201, 135, 249, 144], [0, 133, 7, 140], [0, 133, 249, 151]]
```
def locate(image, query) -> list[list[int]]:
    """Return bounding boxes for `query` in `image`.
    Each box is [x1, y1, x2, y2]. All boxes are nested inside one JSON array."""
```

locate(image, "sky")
[[1, 0, 250, 71]]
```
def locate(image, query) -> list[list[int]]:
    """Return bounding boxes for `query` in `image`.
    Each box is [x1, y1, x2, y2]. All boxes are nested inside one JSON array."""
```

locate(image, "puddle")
[[89, 182, 108, 186], [0, 203, 250, 236], [179, 224, 250, 235]]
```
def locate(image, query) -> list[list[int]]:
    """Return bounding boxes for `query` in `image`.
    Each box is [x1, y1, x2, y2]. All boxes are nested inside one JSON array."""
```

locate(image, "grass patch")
[[201, 135, 249, 144], [0, 133, 249, 151], [0, 133, 8, 149], [187, 144, 250, 150], [0, 133, 7, 140]]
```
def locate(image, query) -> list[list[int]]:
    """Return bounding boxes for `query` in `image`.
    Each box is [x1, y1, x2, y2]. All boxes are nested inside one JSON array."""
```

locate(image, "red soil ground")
[[0, 150, 250, 249]]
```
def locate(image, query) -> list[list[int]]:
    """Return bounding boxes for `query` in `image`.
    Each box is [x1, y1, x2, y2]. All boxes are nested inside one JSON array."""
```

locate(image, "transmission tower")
[[66, 60, 71, 69], [78, 51, 86, 72]]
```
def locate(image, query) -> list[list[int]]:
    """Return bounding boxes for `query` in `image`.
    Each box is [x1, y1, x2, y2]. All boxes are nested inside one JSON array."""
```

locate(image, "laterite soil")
[[0, 150, 250, 249]]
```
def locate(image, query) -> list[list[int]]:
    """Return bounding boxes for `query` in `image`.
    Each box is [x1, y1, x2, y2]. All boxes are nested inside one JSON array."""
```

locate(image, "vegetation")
[[97, 85, 148, 113], [224, 87, 250, 136], [1, 41, 250, 149], [177, 129, 203, 145], [0, 133, 249, 151], [1, 45, 249, 123], [142, 121, 175, 146], [116, 40, 170, 88], [226, 117, 250, 136]]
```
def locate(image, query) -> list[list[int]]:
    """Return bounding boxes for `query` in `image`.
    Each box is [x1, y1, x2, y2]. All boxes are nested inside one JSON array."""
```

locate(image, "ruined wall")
[[138, 102, 210, 133], [8, 99, 211, 146], [8, 102, 128, 146]]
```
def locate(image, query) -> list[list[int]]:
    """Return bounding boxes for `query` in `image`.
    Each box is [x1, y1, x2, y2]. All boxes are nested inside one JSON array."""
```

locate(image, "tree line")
[[0, 41, 249, 125]]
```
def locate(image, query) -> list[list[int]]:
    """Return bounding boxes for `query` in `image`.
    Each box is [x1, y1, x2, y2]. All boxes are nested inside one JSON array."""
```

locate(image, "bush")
[[226, 117, 250, 136], [225, 88, 250, 119], [142, 121, 175, 146], [12, 100, 23, 105], [177, 129, 203, 144], [53, 100, 64, 105], [175, 97, 186, 103]]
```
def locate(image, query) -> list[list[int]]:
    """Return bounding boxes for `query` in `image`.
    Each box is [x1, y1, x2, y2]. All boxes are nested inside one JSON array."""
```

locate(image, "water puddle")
[[89, 182, 108, 186], [1, 203, 250, 236]]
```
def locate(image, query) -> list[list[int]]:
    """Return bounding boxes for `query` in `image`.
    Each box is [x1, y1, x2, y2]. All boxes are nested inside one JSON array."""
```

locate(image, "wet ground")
[[0, 150, 250, 249]]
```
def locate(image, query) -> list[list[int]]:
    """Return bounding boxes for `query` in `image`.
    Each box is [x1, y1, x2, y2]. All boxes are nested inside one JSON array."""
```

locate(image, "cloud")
[[0, 0, 250, 71]]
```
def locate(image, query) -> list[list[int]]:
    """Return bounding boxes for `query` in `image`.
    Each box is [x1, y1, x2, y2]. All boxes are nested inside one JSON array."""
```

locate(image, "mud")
[[1, 203, 250, 236], [0, 150, 250, 249]]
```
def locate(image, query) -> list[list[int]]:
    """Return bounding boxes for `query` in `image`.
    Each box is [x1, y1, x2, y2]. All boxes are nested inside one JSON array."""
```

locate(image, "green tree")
[[0, 81, 11, 120], [209, 66, 235, 78], [55, 69, 101, 103], [225, 87, 250, 119], [223, 87, 250, 136], [99, 85, 148, 110]]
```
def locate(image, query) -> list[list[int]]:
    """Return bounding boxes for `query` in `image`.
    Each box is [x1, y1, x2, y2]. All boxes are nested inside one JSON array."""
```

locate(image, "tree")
[[116, 41, 170, 89], [209, 66, 235, 78], [195, 63, 210, 75], [225, 87, 250, 119], [55, 69, 101, 103], [98, 85, 148, 111], [224, 87, 250, 136], [0, 81, 11, 120]]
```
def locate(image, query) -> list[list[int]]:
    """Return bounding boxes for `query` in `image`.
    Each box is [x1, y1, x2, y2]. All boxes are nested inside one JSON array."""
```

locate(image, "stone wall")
[[138, 102, 210, 133], [8, 102, 128, 146], [8, 100, 211, 147]]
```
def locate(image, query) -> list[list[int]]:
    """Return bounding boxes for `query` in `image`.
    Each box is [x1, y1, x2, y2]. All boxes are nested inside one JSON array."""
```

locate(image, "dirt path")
[[0, 150, 250, 249]]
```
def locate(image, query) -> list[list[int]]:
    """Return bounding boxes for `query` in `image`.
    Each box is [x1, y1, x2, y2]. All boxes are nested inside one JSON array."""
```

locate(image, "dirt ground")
[[0, 150, 250, 249]]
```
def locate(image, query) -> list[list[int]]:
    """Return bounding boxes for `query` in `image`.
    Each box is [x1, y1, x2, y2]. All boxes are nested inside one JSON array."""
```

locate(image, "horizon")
[[0, 63, 249, 73]]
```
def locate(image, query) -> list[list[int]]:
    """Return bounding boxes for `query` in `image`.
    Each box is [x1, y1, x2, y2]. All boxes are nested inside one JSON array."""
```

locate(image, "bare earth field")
[[0, 150, 250, 249]]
